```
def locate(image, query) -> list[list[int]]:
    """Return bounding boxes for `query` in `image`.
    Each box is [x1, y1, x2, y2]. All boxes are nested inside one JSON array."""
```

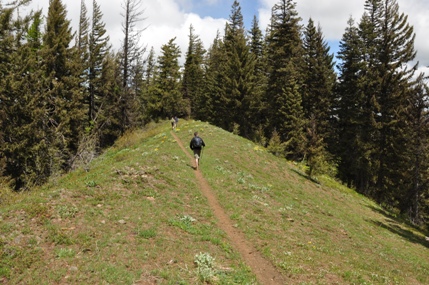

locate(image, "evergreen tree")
[[221, 0, 256, 137], [335, 17, 371, 191], [182, 24, 206, 118], [77, 0, 89, 54], [248, 15, 267, 142], [76, 0, 90, 120], [302, 18, 336, 139], [146, 38, 183, 119], [265, 0, 306, 159], [143, 47, 157, 88], [336, 0, 418, 212], [140, 47, 157, 122], [400, 75, 429, 223], [362, 0, 416, 203], [305, 115, 326, 178], [96, 51, 123, 148], [301, 18, 336, 175], [203, 32, 227, 127], [41, 0, 86, 169], [70, 0, 113, 169], [1, 7, 55, 189], [89, 0, 110, 122]]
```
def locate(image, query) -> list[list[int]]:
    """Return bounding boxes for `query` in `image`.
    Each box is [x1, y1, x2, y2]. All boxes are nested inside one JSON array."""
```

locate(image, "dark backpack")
[[193, 137, 202, 148]]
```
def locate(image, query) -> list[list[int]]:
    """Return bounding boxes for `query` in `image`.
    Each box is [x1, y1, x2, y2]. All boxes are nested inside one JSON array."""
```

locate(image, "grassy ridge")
[[0, 120, 428, 284]]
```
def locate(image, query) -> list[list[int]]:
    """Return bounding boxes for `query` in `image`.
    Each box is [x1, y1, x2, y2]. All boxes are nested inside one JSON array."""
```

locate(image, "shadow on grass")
[[186, 163, 197, 171], [291, 169, 320, 184], [366, 215, 429, 248]]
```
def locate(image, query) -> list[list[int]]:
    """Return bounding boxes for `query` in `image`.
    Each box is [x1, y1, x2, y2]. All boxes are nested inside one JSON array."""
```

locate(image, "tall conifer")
[[202, 33, 226, 125], [302, 18, 336, 175], [362, 0, 416, 203], [42, 0, 85, 168], [146, 38, 183, 119], [89, 0, 110, 122], [248, 15, 267, 142], [335, 17, 371, 191], [182, 25, 206, 119], [401, 75, 429, 223], [221, 0, 256, 137], [265, 0, 306, 159]]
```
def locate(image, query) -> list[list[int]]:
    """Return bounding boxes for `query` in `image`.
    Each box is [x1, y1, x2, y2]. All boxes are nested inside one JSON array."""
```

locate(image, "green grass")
[[0, 119, 428, 284]]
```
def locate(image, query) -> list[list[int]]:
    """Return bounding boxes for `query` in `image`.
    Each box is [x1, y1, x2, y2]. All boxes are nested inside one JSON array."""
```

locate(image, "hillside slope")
[[0, 120, 428, 284]]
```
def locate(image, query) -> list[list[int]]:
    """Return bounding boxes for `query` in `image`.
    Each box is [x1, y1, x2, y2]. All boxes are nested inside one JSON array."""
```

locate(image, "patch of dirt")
[[171, 132, 287, 284]]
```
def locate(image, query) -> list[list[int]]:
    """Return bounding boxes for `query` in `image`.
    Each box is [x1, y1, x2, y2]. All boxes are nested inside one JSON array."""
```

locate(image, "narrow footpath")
[[171, 131, 286, 285]]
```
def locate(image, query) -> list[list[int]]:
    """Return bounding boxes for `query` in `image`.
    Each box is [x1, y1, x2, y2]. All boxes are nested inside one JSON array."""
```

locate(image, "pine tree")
[[140, 47, 157, 122], [0, 7, 54, 189], [335, 0, 418, 210], [362, 0, 416, 203], [305, 115, 326, 178], [89, 0, 110, 122], [400, 75, 429, 223], [302, 18, 336, 139], [147, 38, 183, 120], [41, 0, 86, 169], [265, 0, 306, 159], [182, 24, 206, 119], [76, 0, 90, 121], [302, 18, 336, 175], [203, 33, 227, 127], [96, 51, 123, 148], [248, 15, 267, 142], [221, 0, 256, 137], [335, 17, 372, 191]]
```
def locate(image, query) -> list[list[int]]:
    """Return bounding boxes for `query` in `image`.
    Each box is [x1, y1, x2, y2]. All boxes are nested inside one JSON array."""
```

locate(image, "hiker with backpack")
[[171, 117, 176, 130], [190, 132, 205, 170]]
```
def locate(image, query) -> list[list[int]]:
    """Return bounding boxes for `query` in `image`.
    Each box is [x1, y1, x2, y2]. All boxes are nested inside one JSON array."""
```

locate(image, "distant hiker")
[[190, 132, 205, 170], [171, 117, 176, 130], [174, 116, 179, 128]]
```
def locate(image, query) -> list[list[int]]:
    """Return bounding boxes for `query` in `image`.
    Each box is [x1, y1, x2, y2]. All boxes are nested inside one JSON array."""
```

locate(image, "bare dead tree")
[[119, 0, 147, 130]]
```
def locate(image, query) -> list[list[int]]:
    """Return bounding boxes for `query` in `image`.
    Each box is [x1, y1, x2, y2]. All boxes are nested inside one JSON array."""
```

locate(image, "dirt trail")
[[171, 131, 286, 285]]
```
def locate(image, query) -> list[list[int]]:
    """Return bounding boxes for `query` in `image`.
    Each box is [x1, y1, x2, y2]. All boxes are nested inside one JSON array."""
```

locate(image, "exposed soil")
[[171, 132, 287, 284]]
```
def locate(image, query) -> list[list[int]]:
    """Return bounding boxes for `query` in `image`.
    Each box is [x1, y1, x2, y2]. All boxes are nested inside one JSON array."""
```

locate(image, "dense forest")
[[1, 0, 428, 227]]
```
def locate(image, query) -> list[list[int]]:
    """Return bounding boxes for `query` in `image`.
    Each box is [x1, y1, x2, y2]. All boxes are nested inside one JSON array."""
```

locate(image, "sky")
[[22, 0, 429, 75]]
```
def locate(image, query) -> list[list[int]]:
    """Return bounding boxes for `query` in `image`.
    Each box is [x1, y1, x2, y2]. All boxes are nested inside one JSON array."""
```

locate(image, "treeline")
[[1, 0, 428, 226]]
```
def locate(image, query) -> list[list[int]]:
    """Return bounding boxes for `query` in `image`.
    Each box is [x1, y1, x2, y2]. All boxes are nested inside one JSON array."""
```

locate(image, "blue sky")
[[24, 0, 428, 75], [189, 0, 260, 27]]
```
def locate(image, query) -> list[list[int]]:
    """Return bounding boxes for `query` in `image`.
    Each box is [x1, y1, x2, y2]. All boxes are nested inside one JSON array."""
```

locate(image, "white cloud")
[[21, 0, 429, 72], [24, 0, 226, 64], [258, 0, 429, 72]]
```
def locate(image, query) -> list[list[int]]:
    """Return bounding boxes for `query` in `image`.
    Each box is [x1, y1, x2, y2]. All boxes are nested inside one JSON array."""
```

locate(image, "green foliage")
[[333, 0, 425, 222], [55, 248, 76, 258], [265, 0, 306, 160], [267, 130, 284, 157], [146, 37, 185, 120], [137, 227, 157, 239], [194, 252, 216, 282], [56, 205, 78, 219], [182, 24, 206, 118]]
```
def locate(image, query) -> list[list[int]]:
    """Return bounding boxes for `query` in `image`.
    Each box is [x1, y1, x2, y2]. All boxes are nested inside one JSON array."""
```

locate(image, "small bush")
[[194, 252, 216, 282], [56, 205, 78, 219]]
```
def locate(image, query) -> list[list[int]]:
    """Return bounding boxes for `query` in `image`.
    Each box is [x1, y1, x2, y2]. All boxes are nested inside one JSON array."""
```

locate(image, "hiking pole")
[[200, 147, 203, 165]]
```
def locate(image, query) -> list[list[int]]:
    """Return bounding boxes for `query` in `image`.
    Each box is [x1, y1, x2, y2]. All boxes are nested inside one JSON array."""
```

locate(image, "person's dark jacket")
[[190, 136, 205, 150]]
